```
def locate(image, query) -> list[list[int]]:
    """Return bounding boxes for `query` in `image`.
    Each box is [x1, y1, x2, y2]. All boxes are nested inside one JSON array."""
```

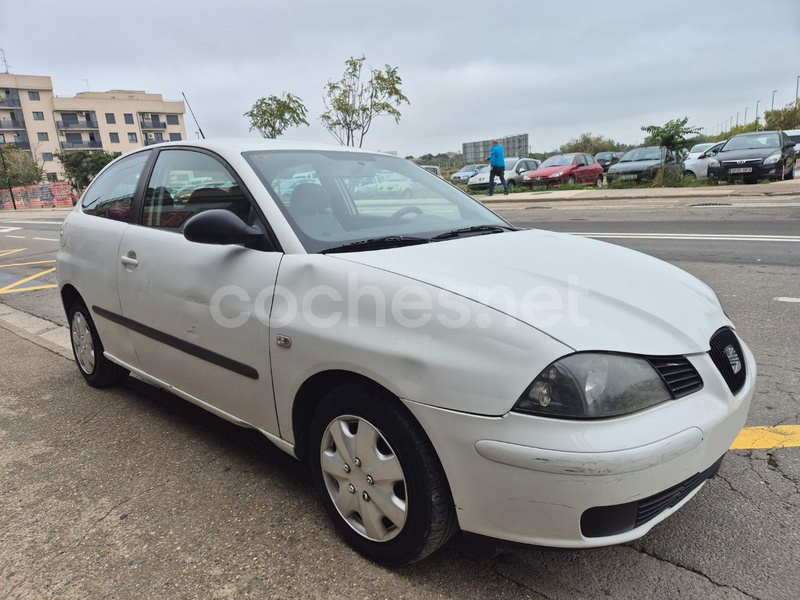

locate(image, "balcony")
[[57, 120, 99, 130], [0, 120, 25, 130], [140, 119, 167, 130], [60, 140, 103, 150], [0, 140, 30, 150], [0, 98, 21, 108]]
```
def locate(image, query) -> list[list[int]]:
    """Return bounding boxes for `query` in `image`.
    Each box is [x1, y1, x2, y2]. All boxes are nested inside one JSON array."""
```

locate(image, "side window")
[[585, 155, 595, 165], [141, 149, 251, 232], [81, 152, 150, 222], [577, 155, 587, 167]]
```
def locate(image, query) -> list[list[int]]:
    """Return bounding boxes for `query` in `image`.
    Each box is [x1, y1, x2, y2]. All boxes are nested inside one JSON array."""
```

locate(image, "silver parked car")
[[684, 142, 725, 179], [467, 157, 541, 190]]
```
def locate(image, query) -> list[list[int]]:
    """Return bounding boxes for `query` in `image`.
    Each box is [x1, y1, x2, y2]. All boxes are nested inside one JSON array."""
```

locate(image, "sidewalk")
[[475, 178, 800, 204]]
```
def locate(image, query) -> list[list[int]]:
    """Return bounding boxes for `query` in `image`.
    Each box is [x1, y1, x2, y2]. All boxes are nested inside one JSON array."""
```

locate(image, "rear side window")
[[81, 151, 150, 222]]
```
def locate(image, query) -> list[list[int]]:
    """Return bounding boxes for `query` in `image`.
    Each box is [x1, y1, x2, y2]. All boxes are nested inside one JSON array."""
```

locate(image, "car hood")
[[335, 229, 728, 356], [526, 165, 573, 178], [608, 159, 661, 174], [716, 147, 777, 161]]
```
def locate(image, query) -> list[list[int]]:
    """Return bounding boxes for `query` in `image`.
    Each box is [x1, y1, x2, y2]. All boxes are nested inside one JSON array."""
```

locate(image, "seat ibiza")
[[57, 140, 755, 565]]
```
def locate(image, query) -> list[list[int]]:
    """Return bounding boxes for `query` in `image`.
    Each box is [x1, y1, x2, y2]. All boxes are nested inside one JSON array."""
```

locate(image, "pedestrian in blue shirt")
[[485, 140, 508, 196]]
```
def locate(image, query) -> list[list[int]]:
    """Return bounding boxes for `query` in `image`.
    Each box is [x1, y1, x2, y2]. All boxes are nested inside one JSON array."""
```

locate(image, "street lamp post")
[[755, 100, 760, 130], [736, 113, 740, 127], [796, 75, 799, 106], [0, 146, 18, 210], [771, 90, 777, 110], [744, 107, 748, 125]]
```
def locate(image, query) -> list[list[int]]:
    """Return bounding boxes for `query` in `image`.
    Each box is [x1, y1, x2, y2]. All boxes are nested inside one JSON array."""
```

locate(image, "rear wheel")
[[309, 384, 457, 565], [787, 162, 796, 180], [68, 300, 129, 387], [683, 171, 696, 179], [595, 176, 603, 187]]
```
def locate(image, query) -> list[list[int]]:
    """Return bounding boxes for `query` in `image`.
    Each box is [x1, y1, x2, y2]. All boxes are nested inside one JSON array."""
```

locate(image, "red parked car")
[[522, 153, 604, 188]]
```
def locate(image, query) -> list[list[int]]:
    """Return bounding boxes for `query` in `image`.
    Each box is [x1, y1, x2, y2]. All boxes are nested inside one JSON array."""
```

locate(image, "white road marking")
[[4, 235, 26, 239], [0, 226, 22, 233], [32, 237, 59, 242], [774, 297, 800, 303], [3, 220, 64, 225], [566, 233, 800, 243]]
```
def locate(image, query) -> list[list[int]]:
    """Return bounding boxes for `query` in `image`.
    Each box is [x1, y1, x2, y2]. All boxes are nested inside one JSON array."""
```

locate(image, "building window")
[[105, 113, 116, 124], [112, 152, 122, 157], [38, 132, 49, 141], [33, 111, 45, 121], [166, 115, 179, 125], [169, 132, 182, 141], [0, 134, 5, 143], [154, 132, 163, 142], [42, 152, 54, 162], [47, 172, 58, 182], [124, 113, 134, 125], [28, 91, 41, 101], [128, 132, 138, 143], [109, 132, 120, 143]]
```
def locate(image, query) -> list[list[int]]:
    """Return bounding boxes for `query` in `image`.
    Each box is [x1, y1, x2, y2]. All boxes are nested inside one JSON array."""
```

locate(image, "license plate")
[[620, 174, 638, 180], [728, 167, 752, 174]]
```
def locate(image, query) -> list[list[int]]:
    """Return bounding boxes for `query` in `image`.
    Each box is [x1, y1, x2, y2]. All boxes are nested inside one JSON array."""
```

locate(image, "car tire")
[[684, 171, 696, 179], [566, 176, 575, 186], [595, 176, 603, 187], [308, 383, 457, 566], [68, 300, 129, 387], [787, 163, 796, 180]]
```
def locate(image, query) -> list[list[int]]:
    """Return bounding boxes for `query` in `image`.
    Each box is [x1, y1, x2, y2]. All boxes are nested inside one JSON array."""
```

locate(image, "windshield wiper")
[[432, 225, 516, 240], [321, 236, 432, 254]]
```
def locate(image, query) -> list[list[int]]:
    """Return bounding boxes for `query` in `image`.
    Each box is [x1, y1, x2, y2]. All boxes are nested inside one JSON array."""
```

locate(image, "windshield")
[[244, 150, 509, 253], [458, 164, 477, 172], [620, 147, 662, 162], [595, 152, 613, 160], [689, 143, 715, 154], [722, 133, 781, 151], [539, 155, 575, 168]]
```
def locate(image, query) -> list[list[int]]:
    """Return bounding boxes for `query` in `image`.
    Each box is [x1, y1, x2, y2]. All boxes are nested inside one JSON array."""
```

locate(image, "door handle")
[[120, 254, 139, 267]]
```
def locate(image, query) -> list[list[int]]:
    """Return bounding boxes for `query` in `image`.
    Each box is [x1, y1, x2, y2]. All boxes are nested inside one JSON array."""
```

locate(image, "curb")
[[475, 188, 800, 204], [0, 305, 72, 361]]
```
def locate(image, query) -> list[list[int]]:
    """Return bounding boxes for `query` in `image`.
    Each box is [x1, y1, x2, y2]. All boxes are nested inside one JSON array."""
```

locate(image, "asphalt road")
[[0, 200, 798, 599]]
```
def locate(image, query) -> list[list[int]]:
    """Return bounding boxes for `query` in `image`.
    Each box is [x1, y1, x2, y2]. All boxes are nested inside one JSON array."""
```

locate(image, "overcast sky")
[[3, 0, 799, 156]]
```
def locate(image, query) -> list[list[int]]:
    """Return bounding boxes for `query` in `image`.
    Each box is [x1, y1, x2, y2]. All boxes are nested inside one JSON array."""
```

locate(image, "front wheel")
[[566, 176, 575, 186], [683, 171, 696, 179], [309, 384, 457, 565], [68, 300, 129, 387], [595, 176, 603, 187], [786, 162, 796, 180]]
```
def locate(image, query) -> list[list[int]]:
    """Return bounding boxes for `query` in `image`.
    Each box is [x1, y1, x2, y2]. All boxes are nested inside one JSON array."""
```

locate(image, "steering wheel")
[[389, 206, 424, 222]]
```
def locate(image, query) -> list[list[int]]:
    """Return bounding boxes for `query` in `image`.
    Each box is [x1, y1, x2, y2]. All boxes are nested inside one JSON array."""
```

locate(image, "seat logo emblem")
[[724, 345, 741, 374]]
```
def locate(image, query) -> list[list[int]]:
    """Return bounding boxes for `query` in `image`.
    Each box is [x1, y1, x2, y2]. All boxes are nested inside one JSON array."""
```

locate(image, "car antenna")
[[182, 92, 205, 139]]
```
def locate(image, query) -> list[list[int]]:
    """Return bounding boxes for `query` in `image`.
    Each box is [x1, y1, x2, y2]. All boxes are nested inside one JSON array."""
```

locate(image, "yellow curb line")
[[731, 425, 800, 450]]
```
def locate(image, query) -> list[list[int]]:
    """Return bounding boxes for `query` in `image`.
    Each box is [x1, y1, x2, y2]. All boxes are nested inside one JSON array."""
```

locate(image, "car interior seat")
[[289, 183, 345, 239]]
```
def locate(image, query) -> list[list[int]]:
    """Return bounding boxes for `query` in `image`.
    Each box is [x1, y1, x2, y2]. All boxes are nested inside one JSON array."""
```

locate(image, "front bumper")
[[402, 339, 755, 548], [524, 175, 568, 188], [606, 170, 655, 185], [708, 161, 779, 181]]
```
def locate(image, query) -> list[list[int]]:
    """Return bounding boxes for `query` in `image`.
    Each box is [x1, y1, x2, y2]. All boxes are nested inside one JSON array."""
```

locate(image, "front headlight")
[[764, 154, 781, 165], [513, 353, 672, 419], [709, 159, 720, 167], [552, 171, 564, 177]]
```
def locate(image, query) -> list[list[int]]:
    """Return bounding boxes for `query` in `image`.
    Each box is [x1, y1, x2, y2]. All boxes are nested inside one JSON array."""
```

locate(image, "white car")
[[57, 139, 754, 565], [684, 142, 725, 178], [467, 157, 541, 190]]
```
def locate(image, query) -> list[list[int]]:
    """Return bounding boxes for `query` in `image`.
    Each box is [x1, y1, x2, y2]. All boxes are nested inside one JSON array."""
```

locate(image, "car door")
[[115, 148, 283, 434], [574, 154, 589, 183]]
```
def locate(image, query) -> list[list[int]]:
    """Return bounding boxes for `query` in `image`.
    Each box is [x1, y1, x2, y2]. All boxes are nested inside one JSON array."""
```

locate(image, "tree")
[[763, 102, 800, 131], [320, 55, 409, 147], [0, 145, 44, 187], [54, 150, 115, 193], [641, 117, 701, 185], [559, 132, 627, 156], [244, 92, 309, 138]]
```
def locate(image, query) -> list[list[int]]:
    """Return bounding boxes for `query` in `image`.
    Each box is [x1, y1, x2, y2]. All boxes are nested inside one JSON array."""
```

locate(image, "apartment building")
[[0, 73, 187, 181]]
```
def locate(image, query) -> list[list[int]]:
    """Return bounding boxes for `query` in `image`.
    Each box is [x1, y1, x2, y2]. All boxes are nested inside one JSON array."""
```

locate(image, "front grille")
[[646, 356, 703, 398], [634, 456, 724, 528], [721, 159, 762, 166], [709, 328, 746, 395], [580, 455, 724, 538]]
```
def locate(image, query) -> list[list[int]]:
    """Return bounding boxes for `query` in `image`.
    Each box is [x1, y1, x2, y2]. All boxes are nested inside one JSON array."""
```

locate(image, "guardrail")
[[56, 120, 99, 129], [60, 140, 102, 150]]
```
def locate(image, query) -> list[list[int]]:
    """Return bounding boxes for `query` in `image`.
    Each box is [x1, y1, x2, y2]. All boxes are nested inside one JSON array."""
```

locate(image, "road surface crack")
[[624, 545, 758, 599]]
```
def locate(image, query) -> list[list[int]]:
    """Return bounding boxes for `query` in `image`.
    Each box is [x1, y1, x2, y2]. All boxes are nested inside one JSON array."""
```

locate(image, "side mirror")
[[183, 209, 263, 245], [786, 140, 797, 148]]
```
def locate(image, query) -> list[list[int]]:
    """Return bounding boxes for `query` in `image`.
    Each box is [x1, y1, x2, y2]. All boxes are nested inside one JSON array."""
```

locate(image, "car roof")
[[126, 138, 389, 159]]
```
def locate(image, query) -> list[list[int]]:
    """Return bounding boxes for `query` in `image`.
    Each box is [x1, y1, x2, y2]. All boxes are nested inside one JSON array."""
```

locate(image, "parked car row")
[[465, 158, 542, 191]]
